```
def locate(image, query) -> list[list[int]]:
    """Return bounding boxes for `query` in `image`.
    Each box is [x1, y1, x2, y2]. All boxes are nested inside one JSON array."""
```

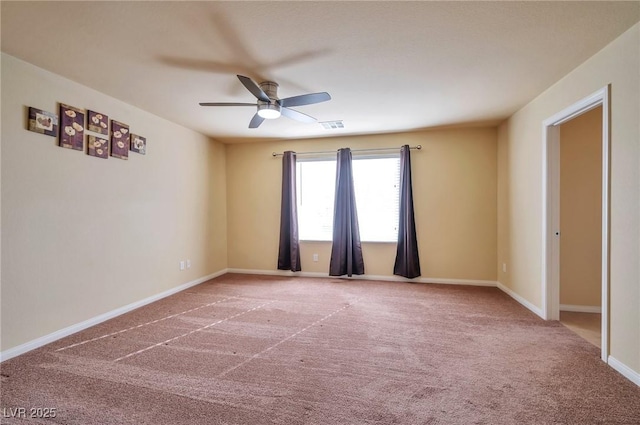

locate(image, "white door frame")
[[541, 86, 610, 362]]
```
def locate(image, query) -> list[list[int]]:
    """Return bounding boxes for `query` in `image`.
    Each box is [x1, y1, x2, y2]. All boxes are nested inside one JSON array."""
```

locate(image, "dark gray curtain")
[[329, 148, 365, 276], [394, 145, 421, 278], [277, 151, 301, 272]]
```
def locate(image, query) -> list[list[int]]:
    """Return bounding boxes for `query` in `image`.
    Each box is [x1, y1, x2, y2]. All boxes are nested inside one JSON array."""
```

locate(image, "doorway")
[[557, 106, 603, 348], [542, 86, 609, 362]]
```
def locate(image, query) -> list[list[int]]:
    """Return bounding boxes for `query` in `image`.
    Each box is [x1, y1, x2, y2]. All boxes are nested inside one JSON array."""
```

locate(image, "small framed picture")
[[59, 104, 85, 151], [130, 134, 146, 155], [87, 135, 109, 159], [110, 120, 130, 160], [28, 107, 58, 137], [87, 110, 109, 135]]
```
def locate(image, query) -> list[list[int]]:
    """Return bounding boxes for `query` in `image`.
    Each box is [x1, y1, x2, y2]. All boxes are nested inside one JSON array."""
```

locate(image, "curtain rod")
[[271, 145, 422, 157]]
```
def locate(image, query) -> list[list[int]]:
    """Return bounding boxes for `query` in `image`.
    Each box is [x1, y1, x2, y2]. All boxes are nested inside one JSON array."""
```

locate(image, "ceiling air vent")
[[320, 120, 344, 129]]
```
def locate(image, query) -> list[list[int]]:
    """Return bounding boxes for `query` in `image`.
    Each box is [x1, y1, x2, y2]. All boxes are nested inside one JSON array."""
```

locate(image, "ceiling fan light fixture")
[[257, 103, 281, 119], [199, 76, 330, 128]]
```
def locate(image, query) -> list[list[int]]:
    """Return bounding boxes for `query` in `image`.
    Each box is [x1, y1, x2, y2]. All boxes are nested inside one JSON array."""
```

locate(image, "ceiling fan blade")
[[237, 75, 270, 102], [199, 102, 256, 107], [280, 107, 316, 123], [279, 92, 331, 108], [249, 113, 265, 128]]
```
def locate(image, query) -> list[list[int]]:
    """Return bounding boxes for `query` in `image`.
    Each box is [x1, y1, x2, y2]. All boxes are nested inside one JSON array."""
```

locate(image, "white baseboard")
[[417, 276, 497, 287], [496, 281, 545, 319], [0, 269, 227, 363], [226, 268, 498, 287], [227, 268, 327, 278], [560, 304, 602, 314], [608, 356, 640, 387]]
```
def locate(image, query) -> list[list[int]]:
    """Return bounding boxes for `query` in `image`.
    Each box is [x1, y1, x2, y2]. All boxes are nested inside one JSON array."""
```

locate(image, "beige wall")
[[226, 128, 497, 281], [497, 23, 639, 371], [0, 54, 228, 351], [559, 106, 602, 308], [496, 123, 511, 285]]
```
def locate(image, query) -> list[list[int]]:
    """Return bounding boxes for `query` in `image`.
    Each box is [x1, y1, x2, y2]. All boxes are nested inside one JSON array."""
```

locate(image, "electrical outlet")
[[313, 253, 319, 262], [180, 261, 185, 271], [502, 263, 507, 273], [186, 259, 191, 269]]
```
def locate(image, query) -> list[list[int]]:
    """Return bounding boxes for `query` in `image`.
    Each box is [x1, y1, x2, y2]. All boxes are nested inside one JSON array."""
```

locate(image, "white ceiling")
[[2, 1, 639, 143]]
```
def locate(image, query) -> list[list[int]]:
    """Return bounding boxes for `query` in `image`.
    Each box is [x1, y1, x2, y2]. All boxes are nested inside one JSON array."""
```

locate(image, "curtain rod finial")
[[272, 152, 278, 157], [416, 145, 422, 150]]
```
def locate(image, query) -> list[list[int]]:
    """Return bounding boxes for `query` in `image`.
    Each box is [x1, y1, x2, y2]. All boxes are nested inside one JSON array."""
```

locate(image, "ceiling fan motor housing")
[[257, 81, 281, 118]]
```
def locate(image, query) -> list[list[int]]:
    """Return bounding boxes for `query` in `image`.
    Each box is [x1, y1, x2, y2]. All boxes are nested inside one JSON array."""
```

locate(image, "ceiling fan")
[[199, 75, 331, 128]]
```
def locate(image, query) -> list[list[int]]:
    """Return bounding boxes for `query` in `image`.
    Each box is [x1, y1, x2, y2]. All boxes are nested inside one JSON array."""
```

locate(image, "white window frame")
[[296, 154, 400, 243]]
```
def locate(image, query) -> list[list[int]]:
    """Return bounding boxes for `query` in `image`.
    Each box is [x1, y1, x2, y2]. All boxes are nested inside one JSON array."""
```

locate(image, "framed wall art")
[[59, 104, 85, 151], [130, 134, 146, 155], [28, 107, 58, 137], [87, 135, 109, 159], [87, 110, 109, 135], [110, 120, 130, 160]]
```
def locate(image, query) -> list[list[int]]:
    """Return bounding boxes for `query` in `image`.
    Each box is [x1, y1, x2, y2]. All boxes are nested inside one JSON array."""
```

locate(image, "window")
[[296, 160, 336, 241], [296, 156, 400, 242], [352, 157, 401, 242]]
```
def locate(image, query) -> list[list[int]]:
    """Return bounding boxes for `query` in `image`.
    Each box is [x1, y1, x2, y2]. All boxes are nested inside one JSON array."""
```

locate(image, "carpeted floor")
[[1, 273, 639, 424]]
